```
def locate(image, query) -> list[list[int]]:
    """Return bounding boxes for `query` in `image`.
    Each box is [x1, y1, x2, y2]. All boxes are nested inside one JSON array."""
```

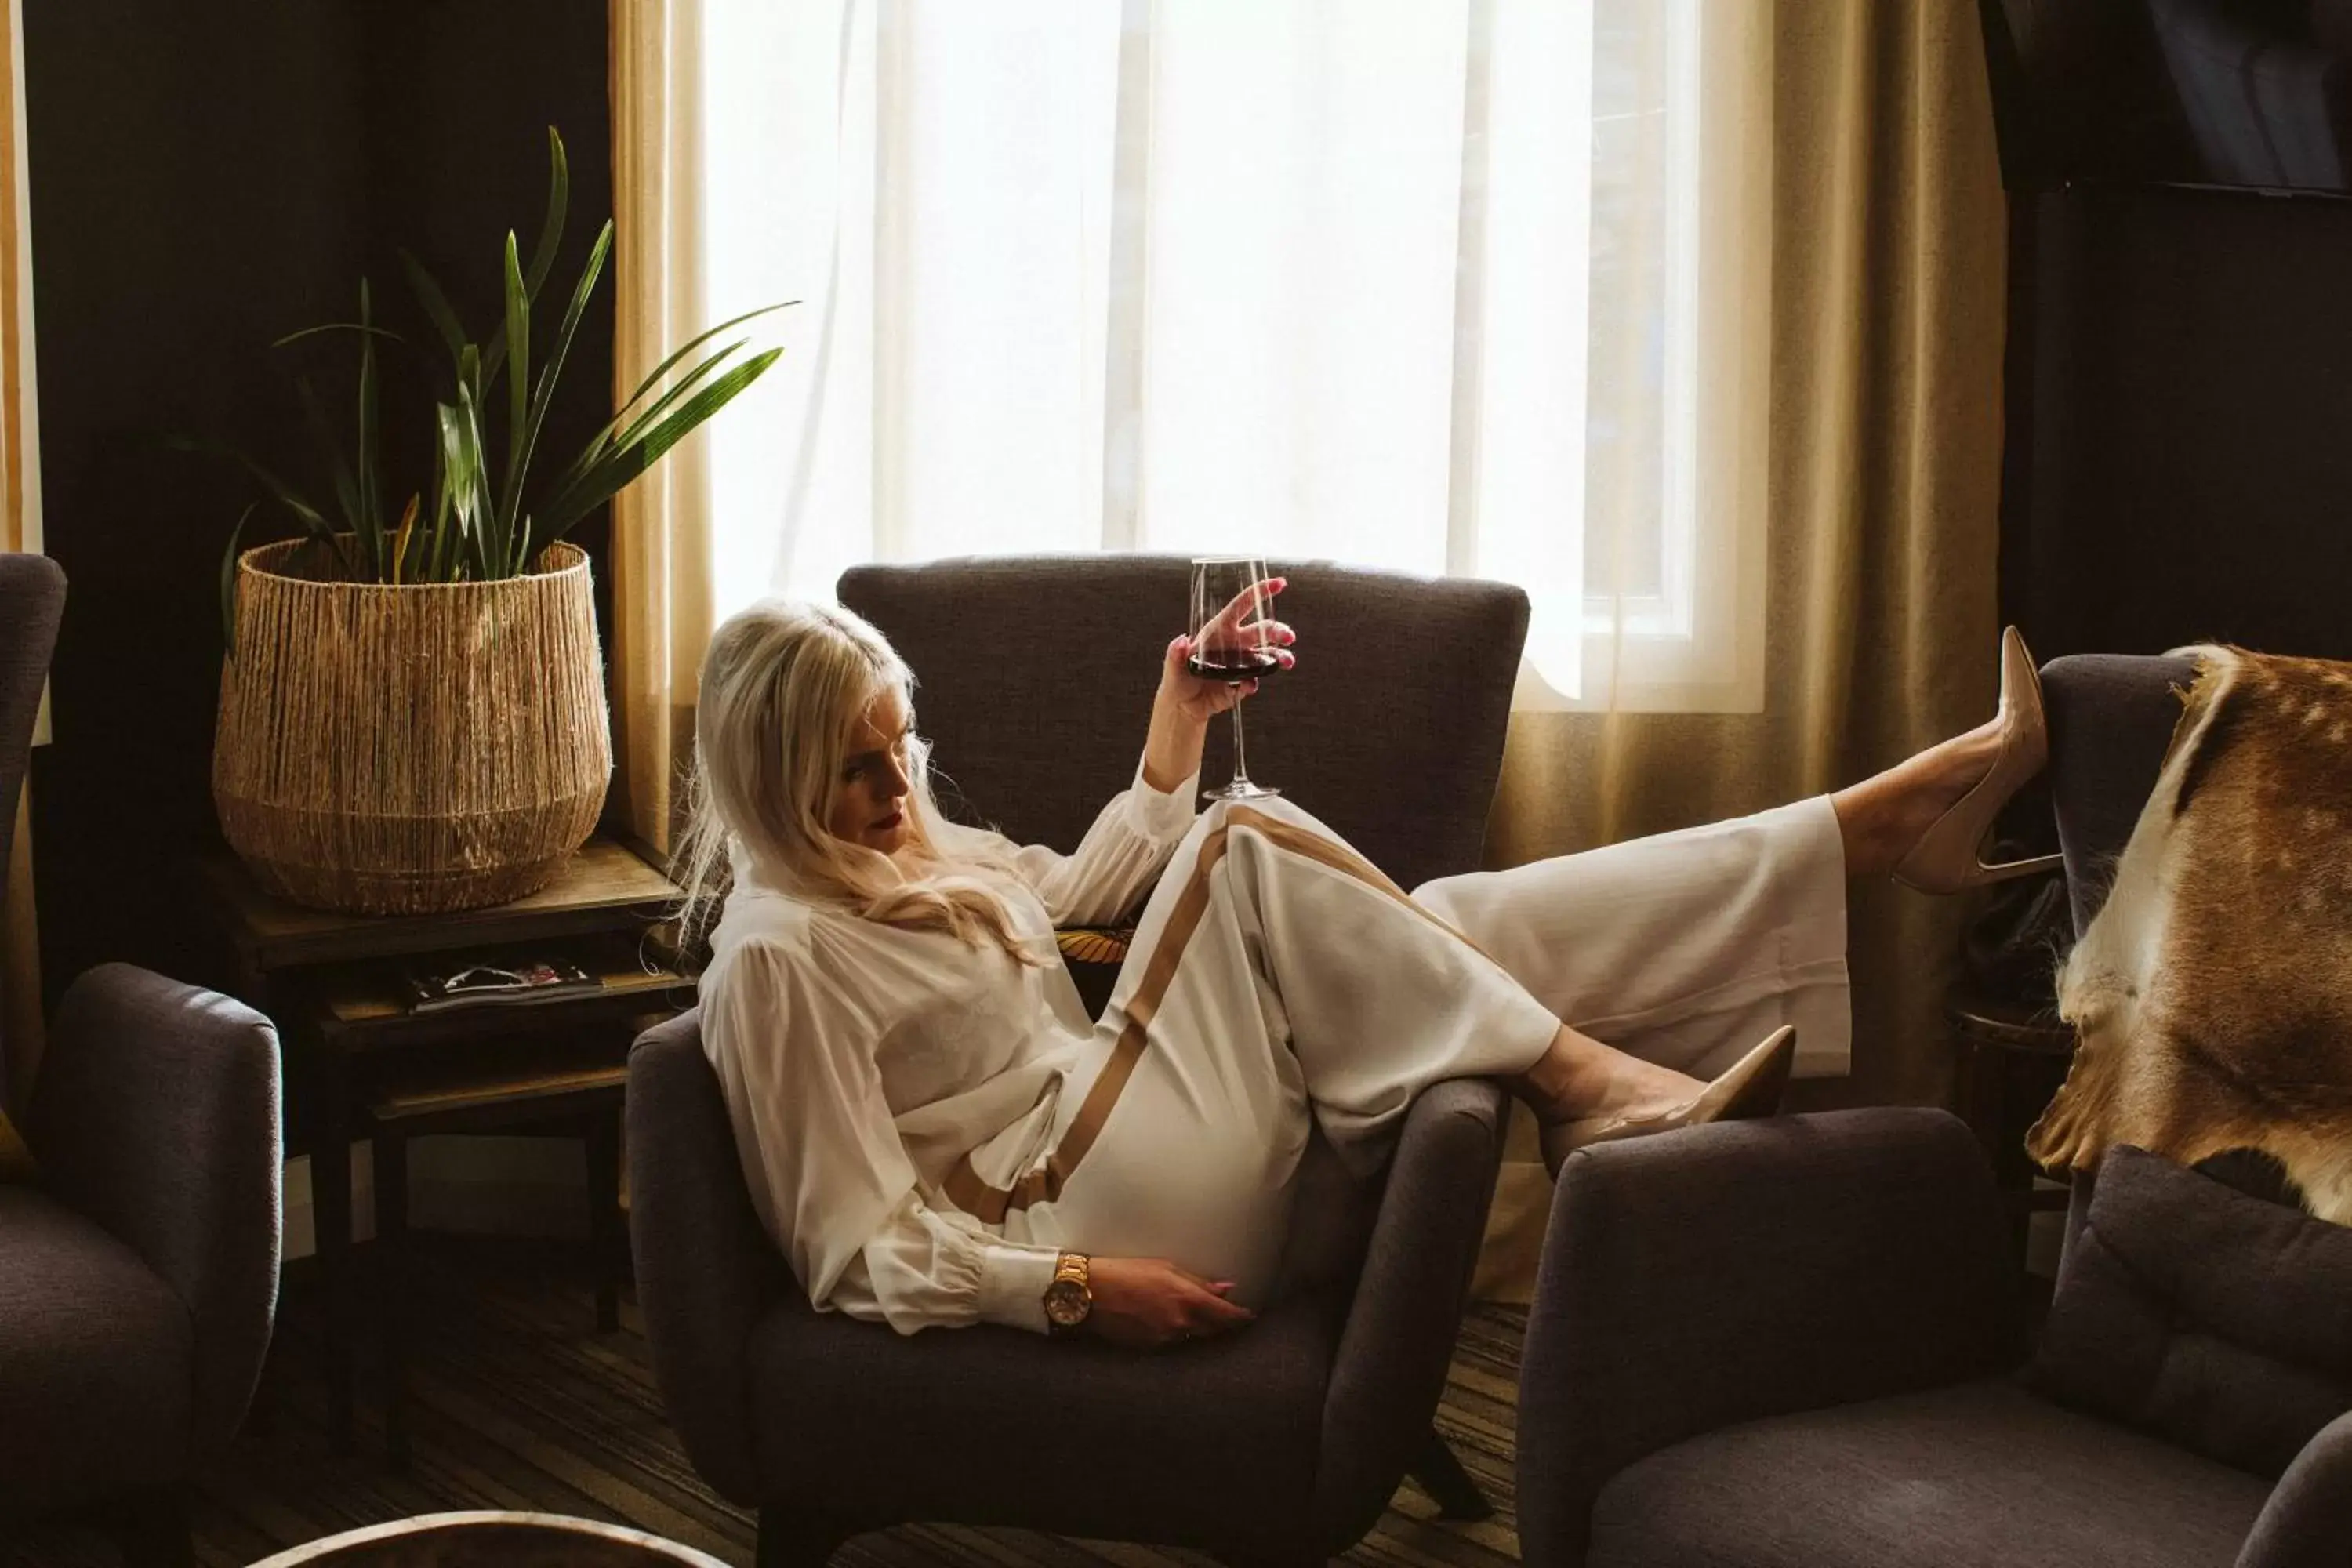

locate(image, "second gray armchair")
[[0, 551, 284, 1566], [1514, 653, 2352, 1568]]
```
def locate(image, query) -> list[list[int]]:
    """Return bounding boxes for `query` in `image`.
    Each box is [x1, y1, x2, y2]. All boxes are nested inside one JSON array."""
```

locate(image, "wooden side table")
[[318, 937, 683, 1467], [1950, 990, 2077, 1268], [191, 840, 688, 1457]]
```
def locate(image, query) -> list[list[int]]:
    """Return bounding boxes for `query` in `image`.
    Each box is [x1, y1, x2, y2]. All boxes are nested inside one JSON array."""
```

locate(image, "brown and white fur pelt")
[[2028, 645, 2352, 1222]]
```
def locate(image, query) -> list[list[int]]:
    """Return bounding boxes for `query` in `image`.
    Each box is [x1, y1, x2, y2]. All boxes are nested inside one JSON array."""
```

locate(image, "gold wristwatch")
[[1043, 1251, 1093, 1335]]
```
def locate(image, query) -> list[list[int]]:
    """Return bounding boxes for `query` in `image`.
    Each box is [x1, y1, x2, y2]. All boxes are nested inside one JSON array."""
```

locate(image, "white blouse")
[[699, 762, 1199, 1335]]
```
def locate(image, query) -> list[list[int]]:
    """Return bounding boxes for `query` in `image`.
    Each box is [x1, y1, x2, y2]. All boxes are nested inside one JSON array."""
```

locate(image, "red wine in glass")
[[1188, 555, 1283, 801], [1184, 648, 1284, 683]]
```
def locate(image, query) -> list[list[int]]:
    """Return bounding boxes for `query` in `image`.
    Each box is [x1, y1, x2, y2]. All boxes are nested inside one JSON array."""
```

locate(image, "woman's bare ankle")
[[1832, 719, 2005, 878], [1515, 1025, 1702, 1124]]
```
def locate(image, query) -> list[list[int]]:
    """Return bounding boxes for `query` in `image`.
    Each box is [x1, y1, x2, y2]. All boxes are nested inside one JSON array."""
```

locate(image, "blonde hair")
[[673, 599, 1041, 964]]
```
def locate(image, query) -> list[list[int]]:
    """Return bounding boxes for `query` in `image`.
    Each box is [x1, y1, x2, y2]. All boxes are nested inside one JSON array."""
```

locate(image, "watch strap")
[[1045, 1250, 1092, 1335]]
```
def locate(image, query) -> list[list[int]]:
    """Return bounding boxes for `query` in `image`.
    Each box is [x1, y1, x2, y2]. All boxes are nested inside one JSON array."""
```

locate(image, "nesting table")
[[192, 840, 690, 1459]]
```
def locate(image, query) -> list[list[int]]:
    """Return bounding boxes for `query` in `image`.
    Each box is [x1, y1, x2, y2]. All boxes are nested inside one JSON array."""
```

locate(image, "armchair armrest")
[[2239, 1410, 2352, 1568], [23, 963, 281, 1446], [625, 1011, 793, 1505], [1312, 1075, 1509, 1552], [1516, 1107, 2021, 1568]]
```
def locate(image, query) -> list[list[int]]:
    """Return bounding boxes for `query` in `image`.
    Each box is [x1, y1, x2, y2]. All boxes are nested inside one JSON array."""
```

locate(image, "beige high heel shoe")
[[1892, 626, 2066, 895], [1541, 1025, 1797, 1177]]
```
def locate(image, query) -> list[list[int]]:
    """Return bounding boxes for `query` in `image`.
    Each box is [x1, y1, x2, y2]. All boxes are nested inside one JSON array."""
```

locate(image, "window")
[[699, 0, 1766, 711]]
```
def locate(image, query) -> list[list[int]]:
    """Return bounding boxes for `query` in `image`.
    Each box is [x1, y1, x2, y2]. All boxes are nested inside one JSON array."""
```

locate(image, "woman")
[[681, 587, 2049, 1348]]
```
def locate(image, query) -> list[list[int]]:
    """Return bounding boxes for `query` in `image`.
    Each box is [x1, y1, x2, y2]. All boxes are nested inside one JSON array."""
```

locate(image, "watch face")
[[1044, 1279, 1091, 1327]]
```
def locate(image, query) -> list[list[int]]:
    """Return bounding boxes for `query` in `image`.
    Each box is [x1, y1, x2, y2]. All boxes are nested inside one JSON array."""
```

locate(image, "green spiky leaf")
[[399, 249, 469, 366], [219, 502, 257, 657], [162, 434, 333, 542], [536, 347, 782, 543], [524, 127, 570, 299], [499, 232, 529, 545], [507, 220, 612, 546], [270, 321, 409, 352], [357, 280, 383, 576]]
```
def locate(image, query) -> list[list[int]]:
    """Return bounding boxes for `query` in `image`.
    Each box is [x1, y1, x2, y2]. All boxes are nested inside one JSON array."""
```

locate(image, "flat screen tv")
[[1984, 0, 2352, 196]]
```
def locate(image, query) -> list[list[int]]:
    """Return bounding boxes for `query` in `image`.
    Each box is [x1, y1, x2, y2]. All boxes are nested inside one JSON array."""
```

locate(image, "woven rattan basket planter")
[[213, 539, 612, 915]]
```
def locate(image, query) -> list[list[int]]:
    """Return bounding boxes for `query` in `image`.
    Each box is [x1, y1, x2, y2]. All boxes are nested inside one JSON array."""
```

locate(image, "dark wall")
[[23, 0, 612, 998], [2000, 183, 2352, 662], [358, 0, 617, 648]]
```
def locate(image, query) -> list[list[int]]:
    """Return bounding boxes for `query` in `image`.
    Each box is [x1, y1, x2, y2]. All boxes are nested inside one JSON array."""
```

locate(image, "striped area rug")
[[2, 1240, 1528, 1567]]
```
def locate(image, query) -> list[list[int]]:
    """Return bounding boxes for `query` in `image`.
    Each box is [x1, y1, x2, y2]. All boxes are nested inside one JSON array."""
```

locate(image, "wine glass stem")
[[1230, 692, 1253, 790]]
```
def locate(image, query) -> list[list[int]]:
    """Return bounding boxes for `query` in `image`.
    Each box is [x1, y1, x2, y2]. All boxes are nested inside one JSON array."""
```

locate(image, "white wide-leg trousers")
[[978, 793, 1849, 1305]]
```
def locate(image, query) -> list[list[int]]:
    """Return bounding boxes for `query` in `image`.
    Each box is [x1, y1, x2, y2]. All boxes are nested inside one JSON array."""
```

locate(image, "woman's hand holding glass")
[[1162, 573, 1296, 724], [1181, 560, 1295, 800]]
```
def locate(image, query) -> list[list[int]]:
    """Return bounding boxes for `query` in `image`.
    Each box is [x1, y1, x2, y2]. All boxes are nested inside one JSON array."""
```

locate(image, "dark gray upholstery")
[[2041, 652, 2197, 931], [1589, 1380, 2270, 1568], [0, 554, 284, 1542], [0, 551, 66, 1116], [839, 556, 1530, 897], [1314, 1076, 1511, 1547], [632, 1011, 1506, 1562], [0, 961, 282, 1534], [0, 1186, 194, 1512], [1517, 1109, 2020, 1568], [624, 1011, 790, 1508], [2245, 1410, 2352, 1568], [2039, 653, 2201, 1253], [26, 965, 285, 1450], [742, 1255, 1332, 1547], [1516, 653, 2352, 1568], [633, 557, 1530, 1563], [2033, 1145, 2352, 1478]]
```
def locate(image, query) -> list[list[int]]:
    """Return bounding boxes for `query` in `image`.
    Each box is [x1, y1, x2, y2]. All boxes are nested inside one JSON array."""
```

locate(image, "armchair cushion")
[[2031, 1145, 2352, 1479], [0, 1185, 192, 1515], [1585, 1379, 2270, 1568], [743, 1287, 1330, 1554]]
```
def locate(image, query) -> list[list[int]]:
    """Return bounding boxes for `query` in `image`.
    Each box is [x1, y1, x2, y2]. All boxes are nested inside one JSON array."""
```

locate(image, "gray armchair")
[[0, 553, 282, 1565], [1515, 652, 2351, 1568], [629, 556, 1530, 1565]]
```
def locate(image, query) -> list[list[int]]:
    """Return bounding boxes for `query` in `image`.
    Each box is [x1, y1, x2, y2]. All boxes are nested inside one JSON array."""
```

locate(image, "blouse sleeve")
[[703, 927, 1063, 1335], [979, 757, 1200, 927]]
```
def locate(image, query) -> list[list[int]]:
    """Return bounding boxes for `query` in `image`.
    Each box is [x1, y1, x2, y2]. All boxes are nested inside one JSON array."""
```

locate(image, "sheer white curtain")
[[699, 0, 1768, 711]]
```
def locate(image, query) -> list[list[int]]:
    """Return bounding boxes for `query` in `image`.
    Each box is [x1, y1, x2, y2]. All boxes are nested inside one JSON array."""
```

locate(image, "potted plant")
[[198, 129, 779, 914]]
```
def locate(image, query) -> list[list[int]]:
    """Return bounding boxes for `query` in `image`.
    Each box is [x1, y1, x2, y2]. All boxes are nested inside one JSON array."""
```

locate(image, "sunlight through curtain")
[[693, 0, 1773, 713]]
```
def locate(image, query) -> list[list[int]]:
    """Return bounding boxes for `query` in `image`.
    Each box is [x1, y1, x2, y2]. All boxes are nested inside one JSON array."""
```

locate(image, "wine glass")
[[1188, 555, 1283, 802]]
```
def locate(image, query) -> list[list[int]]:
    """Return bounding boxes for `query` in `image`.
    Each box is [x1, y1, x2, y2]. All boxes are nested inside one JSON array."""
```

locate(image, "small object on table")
[[405, 957, 601, 1011], [245, 1510, 728, 1566]]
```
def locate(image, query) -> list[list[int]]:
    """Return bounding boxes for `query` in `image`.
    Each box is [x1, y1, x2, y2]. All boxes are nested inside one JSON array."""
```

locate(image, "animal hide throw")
[[2031, 646, 2352, 1223]]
